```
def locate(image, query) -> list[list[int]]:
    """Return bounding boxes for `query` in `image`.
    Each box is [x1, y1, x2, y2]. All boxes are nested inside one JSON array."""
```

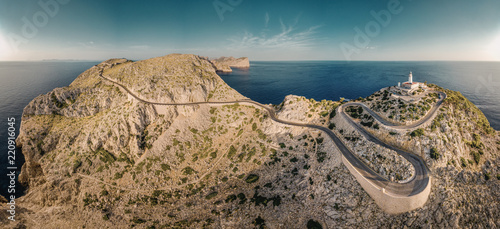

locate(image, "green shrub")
[[472, 151, 481, 164], [72, 159, 82, 172], [182, 166, 196, 175], [96, 165, 104, 173], [50, 92, 68, 109], [484, 172, 491, 181], [227, 145, 237, 158], [225, 194, 237, 203], [257, 129, 267, 140], [307, 219, 323, 229], [466, 133, 484, 149], [114, 172, 123, 179], [131, 217, 146, 224], [205, 192, 218, 200], [237, 193, 247, 204], [430, 148, 440, 160], [253, 216, 266, 228], [100, 190, 109, 196], [316, 152, 327, 163], [328, 123, 335, 129], [460, 157, 467, 168], [245, 174, 259, 183], [330, 105, 339, 119], [361, 121, 373, 127], [117, 152, 133, 164], [160, 163, 171, 171], [410, 128, 425, 137], [98, 149, 116, 164]]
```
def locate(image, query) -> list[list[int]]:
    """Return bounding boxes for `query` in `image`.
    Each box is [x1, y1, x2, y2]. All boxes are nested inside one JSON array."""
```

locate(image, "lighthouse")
[[396, 71, 426, 95]]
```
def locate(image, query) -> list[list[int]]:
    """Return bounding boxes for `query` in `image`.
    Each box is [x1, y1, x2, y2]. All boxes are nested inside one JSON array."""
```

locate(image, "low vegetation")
[[430, 147, 440, 160], [245, 174, 260, 183], [410, 128, 425, 138]]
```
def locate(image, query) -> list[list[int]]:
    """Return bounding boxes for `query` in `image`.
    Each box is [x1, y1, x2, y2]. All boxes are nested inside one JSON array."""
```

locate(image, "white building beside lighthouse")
[[395, 71, 427, 95], [401, 71, 419, 90]]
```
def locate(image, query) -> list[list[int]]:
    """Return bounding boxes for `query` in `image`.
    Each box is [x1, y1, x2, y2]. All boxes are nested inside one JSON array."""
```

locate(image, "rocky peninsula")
[[2, 54, 498, 228], [210, 56, 250, 73]]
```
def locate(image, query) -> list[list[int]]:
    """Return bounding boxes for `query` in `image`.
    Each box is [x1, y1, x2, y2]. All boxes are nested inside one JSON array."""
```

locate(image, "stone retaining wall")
[[341, 155, 431, 214]]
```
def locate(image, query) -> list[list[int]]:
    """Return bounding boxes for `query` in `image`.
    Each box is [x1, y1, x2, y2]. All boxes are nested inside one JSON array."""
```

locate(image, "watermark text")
[[7, 0, 70, 53], [340, 0, 406, 61], [213, 0, 243, 22], [6, 117, 17, 221]]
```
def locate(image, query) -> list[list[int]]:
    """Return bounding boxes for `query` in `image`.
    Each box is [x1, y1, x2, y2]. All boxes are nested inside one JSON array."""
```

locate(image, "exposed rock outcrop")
[[210, 56, 250, 72]]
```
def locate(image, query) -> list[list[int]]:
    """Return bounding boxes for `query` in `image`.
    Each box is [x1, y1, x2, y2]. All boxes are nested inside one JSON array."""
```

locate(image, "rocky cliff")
[[3, 54, 498, 228], [210, 56, 250, 73]]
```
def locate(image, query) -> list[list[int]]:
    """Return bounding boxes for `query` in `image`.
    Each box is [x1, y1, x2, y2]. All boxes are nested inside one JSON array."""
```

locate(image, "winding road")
[[97, 69, 445, 201], [344, 91, 447, 129]]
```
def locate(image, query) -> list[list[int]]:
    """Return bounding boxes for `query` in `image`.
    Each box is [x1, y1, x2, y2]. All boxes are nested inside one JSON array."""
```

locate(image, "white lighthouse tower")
[[409, 71, 413, 84]]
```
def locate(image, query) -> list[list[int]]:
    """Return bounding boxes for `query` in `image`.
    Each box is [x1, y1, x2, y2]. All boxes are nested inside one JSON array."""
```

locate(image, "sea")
[[0, 60, 499, 198]]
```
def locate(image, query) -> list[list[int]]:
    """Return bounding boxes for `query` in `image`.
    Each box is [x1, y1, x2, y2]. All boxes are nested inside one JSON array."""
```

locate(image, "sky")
[[0, 0, 500, 61]]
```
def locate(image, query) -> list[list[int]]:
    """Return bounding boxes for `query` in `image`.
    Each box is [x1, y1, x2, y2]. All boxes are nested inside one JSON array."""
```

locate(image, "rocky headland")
[[210, 56, 250, 73], [2, 54, 498, 228]]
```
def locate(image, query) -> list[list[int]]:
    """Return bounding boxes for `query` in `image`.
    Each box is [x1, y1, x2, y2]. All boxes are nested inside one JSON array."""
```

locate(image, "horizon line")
[[2, 59, 500, 63]]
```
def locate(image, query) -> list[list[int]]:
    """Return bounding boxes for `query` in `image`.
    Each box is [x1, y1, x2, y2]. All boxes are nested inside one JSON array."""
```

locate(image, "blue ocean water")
[[0, 61, 100, 198], [220, 61, 500, 130], [0, 60, 498, 198]]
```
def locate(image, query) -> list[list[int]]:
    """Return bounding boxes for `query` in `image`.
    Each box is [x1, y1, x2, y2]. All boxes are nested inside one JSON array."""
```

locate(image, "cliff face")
[[210, 56, 250, 73], [15, 54, 247, 192], [4, 55, 498, 228]]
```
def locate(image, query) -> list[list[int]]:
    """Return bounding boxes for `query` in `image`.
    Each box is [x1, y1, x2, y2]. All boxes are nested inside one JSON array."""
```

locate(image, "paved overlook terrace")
[[97, 67, 446, 214]]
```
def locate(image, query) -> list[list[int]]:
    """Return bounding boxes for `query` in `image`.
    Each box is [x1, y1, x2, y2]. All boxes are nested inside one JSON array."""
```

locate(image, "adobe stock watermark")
[[340, 0, 408, 61], [213, 0, 243, 22], [6, 0, 70, 53], [475, 74, 500, 95]]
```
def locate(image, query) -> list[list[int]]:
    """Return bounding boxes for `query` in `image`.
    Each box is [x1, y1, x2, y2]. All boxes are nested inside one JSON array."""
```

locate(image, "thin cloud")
[[129, 45, 150, 50], [76, 41, 96, 49], [229, 15, 321, 50], [264, 12, 270, 28]]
